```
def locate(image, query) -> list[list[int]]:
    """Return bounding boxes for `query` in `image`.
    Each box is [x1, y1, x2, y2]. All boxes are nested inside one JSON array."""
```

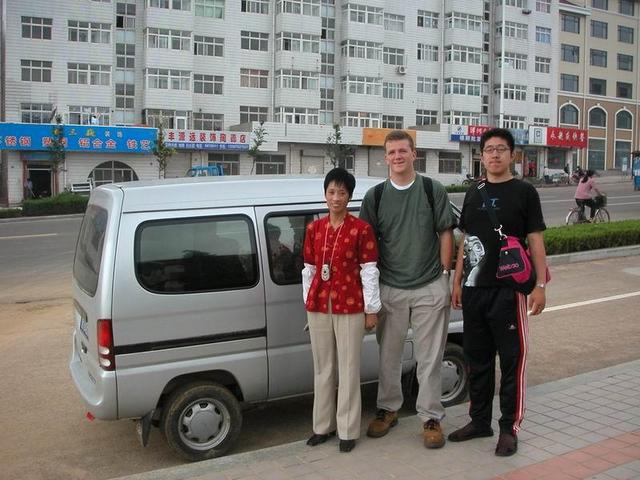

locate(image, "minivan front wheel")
[[162, 382, 242, 462], [441, 342, 468, 407]]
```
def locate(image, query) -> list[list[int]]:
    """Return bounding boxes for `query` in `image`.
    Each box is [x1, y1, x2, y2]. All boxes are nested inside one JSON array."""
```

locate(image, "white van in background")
[[69, 176, 467, 461]]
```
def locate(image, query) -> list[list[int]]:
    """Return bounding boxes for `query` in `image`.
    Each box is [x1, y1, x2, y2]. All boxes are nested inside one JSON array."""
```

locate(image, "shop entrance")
[[27, 167, 52, 198]]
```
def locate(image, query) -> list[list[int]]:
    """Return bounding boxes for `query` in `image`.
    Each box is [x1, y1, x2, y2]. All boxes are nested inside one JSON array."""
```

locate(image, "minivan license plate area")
[[76, 308, 89, 340]]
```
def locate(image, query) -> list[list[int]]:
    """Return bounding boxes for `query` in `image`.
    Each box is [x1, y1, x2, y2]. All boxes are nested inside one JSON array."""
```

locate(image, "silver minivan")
[[69, 176, 467, 462]]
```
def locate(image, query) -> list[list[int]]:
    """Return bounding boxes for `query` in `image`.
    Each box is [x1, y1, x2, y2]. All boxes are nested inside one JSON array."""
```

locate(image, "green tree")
[[325, 124, 354, 169], [48, 114, 66, 195], [153, 119, 175, 179], [248, 121, 268, 174]]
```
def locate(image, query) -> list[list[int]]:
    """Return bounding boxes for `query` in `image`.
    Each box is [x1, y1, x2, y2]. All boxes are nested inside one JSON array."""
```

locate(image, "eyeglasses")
[[482, 146, 510, 154]]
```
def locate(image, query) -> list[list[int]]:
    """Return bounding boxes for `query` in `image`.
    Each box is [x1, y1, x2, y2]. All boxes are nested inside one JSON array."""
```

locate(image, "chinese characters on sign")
[[546, 127, 587, 149], [450, 125, 492, 143], [164, 129, 250, 151]]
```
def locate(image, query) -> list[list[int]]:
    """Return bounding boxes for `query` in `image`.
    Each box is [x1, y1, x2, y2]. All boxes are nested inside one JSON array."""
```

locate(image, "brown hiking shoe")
[[423, 419, 445, 449], [366, 409, 398, 438]]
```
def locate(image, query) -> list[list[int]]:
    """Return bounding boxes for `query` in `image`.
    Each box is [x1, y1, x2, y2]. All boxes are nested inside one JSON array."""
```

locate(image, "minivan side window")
[[135, 215, 258, 293], [265, 214, 315, 285], [73, 205, 108, 296]]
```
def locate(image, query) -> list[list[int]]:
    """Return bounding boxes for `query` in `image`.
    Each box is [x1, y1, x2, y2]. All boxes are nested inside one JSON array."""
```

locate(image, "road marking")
[[0, 233, 58, 240], [544, 291, 640, 313]]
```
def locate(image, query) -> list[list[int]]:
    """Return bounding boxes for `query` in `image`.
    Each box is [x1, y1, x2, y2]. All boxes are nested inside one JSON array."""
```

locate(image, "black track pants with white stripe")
[[461, 286, 529, 435]]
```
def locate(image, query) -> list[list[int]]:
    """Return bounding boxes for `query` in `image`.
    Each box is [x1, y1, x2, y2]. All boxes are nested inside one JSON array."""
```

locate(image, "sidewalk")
[[115, 360, 640, 480]]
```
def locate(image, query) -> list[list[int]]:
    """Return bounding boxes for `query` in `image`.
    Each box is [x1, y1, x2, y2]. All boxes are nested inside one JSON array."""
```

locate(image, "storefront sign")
[[450, 125, 528, 144], [362, 128, 416, 146], [527, 126, 587, 148], [165, 129, 250, 151], [0, 122, 156, 153]]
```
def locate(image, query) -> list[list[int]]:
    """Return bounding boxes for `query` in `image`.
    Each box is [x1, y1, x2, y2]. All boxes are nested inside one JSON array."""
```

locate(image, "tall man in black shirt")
[[449, 128, 548, 456]]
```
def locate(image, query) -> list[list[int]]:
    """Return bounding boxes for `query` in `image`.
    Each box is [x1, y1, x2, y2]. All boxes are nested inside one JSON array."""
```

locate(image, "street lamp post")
[[499, 0, 506, 128]]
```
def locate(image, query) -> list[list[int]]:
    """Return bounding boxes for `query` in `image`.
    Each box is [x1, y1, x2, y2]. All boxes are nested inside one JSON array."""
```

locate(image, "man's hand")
[[365, 313, 377, 331], [528, 287, 546, 315], [451, 283, 462, 310]]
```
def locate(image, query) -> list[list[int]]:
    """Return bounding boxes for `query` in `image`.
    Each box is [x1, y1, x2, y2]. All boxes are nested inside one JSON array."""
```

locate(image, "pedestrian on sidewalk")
[[302, 168, 381, 453], [359, 130, 456, 449], [450, 128, 548, 457]]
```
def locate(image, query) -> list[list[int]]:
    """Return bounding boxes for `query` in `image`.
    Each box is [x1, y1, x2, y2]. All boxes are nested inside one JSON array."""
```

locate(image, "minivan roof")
[[101, 175, 385, 213]]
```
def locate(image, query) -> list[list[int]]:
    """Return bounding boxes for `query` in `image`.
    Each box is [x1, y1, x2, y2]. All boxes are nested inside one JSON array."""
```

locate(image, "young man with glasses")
[[449, 128, 548, 456]]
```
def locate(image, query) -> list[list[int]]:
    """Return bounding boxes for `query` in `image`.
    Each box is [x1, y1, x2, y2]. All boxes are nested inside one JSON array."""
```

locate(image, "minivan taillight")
[[97, 319, 115, 371]]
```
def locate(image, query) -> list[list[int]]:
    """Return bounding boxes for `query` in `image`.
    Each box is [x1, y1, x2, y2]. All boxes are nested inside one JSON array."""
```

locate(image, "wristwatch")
[[535, 283, 546, 289], [442, 269, 450, 276]]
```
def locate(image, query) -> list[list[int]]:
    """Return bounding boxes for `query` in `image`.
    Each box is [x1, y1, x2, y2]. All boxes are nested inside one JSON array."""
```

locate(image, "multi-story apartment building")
[[0, 0, 603, 205], [558, 0, 639, 172]]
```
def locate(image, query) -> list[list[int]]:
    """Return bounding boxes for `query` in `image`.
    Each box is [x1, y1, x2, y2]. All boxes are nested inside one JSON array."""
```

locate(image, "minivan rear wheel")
[[162, 382, 242, 462]]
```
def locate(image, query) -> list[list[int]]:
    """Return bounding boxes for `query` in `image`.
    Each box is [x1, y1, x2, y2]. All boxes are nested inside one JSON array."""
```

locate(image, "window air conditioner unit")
[[396, 65, 407, 75], [522, 8, 531, 14]]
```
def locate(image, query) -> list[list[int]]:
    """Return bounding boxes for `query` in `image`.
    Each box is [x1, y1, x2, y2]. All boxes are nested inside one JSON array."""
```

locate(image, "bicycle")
[[565, 194, 610, 225]]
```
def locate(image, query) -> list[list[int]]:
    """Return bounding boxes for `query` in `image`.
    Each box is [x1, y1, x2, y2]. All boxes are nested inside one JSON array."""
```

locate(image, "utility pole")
[[0, 0, 8, 205]]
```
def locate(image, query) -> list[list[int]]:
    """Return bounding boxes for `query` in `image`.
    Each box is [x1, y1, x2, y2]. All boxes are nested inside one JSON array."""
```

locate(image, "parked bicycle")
[[462, 173, 484, 186], [565, 194, 610, 225]]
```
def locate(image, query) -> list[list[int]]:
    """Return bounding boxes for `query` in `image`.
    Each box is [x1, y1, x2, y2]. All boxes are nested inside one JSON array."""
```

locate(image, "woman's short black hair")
[[480, 127, 515, 152], [324, 167, 356, 197], [581, 169, 596, 183]]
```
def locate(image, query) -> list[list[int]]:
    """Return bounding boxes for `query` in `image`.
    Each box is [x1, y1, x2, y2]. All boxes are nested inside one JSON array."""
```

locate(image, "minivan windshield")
[[73, 205, 108, 296]]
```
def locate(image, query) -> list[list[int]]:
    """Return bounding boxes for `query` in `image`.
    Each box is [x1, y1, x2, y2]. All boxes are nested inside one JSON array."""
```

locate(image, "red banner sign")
[[546, 127, 587, 148]]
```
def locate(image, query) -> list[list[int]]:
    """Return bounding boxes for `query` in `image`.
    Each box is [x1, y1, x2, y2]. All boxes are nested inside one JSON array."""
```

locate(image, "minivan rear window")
[[73, 205, 108, 296], [135, 215, 258, 293]]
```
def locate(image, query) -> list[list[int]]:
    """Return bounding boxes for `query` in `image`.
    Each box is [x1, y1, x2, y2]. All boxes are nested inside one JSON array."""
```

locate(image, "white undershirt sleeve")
[[360, 262, 381, 314], [302, 263, 316, 303]]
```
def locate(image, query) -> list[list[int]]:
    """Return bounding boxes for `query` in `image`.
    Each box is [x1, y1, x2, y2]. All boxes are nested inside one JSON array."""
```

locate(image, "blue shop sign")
[[0, 122, 157, 153]]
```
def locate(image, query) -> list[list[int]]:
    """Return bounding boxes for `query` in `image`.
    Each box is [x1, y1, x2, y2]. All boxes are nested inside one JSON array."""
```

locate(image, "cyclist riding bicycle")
[[574, 169, 602, 221]]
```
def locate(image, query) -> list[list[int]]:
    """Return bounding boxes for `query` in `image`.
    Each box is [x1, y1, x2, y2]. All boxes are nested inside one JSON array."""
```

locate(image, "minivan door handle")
[[81, 341, 88, 354]]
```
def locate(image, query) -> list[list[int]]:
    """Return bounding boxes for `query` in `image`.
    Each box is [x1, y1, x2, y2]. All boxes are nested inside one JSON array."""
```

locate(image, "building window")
[[116, 2, 136, 29], [616, 110, 632, 130], [208, 153, 239, 175], [339, 111, 381, 127], [417, 43, 439, 62], [341, 39, 382, 60], [193, 36, 223, 56], [615, 140, 631, 169], [496, 21, 528, 39], [90, 160, 138, 187], [383, 82, 404, 100], [241, 30, 269, 51], [69, 105, 110, 125], [592, 0, 607, 9], [341, 75, 381, 95], [276, 32, 320, 53], [588, 138, 605, 170], [442, 111, 479, 125], [240, 106, 268, 123], [148, 0, 169, 7], [415, 150, 427, 172], [446, 78, 481, 96], [561, 13, 580, 34], [618, 54, 633, 72], [618, 25, 634, 43], [536, 26, 551, 44], [277, 69, 318, 90], [589, 107, 606, 127], [560, 104, 579, 125], [535, 56, 550, 73], [115, 83, 135, 109], [144, 109, 190, 128], [438, 152, 461, 174], [383, 47, 405, 66], [416, 109, 437, 126], [495, 83, 527, 101], [21, 16, 52, 39], [590, 49, 607, 67], [116, 43, 135, 67], [321, 53, 335, 75], [447, 45, 482, 64], [68, 21, 111, 43], [256, 155, 286, 174], [148, 0, 191, 10], [560, 74, 579, 92], [417, 77, 438, 94], [68, 63, 111, 85], [536, 0, 550, 12], [532, 117, 549, 126], [320, 88, 334, 112], [561, 44, 580, 63], [195, 0, 224, 17], [20, 59, 52, 82], [382, 115, 403, 129], [146, 68, 190, 90], [417, 10, 438, 28], [619, 0, 634, 15], [498, 52, 527, 70], [502, 115, 526, 129], [147, 28, 191, 51], [240, 68, 268, 88], [194, 112, 224, 130], [242, 0, 269, 14], [21, 103, 53, 123], [446, 12, 482, 31], [589, 78, 606, 96], [277, 0, 321, 16], [591, 20, 608, 39], [384, 13, 405, 32], [617, 82, 633, 99], [534, 87, 549, 103], [274, 107, 319, 124], [342, 3, 382, 25], [193, 74, 223, 94]]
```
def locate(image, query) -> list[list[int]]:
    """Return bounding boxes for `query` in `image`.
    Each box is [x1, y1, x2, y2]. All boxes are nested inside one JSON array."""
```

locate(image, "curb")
[[0, 213, 85, 223], [547, 244, 640, 266]]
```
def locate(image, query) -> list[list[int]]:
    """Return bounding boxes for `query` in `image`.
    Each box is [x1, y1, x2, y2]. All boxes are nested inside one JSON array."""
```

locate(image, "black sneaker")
[[495, 432, 518, 457], [339, 439, 356, 452], [448, 422, 494, 442], [306, 430, 336, 446]]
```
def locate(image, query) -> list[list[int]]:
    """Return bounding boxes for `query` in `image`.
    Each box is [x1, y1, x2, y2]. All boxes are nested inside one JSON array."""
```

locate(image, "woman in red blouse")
[[302, 168, 381, 453]]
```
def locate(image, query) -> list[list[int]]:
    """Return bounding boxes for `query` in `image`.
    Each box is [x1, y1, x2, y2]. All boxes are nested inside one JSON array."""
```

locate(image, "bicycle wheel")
[[565, 209, 581, 225], [593, 208, 610, 223]]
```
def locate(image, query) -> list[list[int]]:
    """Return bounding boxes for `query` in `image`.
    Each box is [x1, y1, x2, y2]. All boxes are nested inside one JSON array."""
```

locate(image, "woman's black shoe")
[[339, 439, 356, 452], [306, 431, 335, 446]]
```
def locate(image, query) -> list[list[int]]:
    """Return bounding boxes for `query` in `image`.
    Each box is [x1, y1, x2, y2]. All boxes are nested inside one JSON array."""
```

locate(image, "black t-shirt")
[[458, 179, 546, 287]]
